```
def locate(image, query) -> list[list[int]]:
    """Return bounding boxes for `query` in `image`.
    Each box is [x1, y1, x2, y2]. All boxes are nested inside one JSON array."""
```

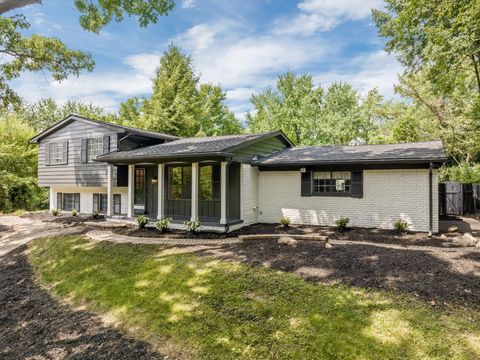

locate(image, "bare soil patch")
[[0, 246, 164, 360]]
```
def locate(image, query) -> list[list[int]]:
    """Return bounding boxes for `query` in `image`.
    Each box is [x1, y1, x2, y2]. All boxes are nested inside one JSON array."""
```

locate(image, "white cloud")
[[182, 0, 195, 9], [174, 23, 223, 50], [274, 0, 384, 35]]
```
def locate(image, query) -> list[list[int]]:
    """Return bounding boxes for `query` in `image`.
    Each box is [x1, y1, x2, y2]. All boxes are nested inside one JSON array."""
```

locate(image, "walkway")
[[86, 230, 241, 245]]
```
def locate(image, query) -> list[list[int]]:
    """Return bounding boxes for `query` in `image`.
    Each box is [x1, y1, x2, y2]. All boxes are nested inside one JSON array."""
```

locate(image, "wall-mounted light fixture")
[[152, 176, 158, 184], [300, 168, 306, 173]]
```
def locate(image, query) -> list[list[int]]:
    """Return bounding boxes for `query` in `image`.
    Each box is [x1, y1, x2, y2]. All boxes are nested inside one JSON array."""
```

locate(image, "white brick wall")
[[50, 186, 128, 215], [256, 169, 438, 232], [240, 164, 259, 226]]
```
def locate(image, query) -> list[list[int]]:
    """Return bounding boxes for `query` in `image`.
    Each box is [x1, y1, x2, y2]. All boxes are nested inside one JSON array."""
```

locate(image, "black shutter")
[[351, 171, 363, 198], [81, 139, 88, 163], [113, 194, 121, 214], [45, 143, 50, 165], [301, 171, 312, 197], [74, 193, 80, 211], [103, 135, 110, 154], [93, 193, 99, 212], [62, 141, 68, 164], [57, 193, 62, 210]]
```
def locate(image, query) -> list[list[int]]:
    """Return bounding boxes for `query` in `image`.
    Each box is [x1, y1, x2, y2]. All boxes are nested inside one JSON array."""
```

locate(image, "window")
[[113, 194, 121, 214], [87, 137, 103, 162], [93, 193, 108, 213], [47, 141, 67, 165], [134, 168, 146, 205], [167, 165, 191, 200], [313, 171, 351, 193], [57, 193, 80, 211], [199, 164, 220, 201]]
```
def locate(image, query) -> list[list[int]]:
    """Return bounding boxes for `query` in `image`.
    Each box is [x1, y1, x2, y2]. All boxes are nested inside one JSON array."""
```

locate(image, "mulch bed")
[[114, 223, 449, 247], [22, 211, 106, 225], [0, 246, 164, 360], [193, 238, 480, 308]]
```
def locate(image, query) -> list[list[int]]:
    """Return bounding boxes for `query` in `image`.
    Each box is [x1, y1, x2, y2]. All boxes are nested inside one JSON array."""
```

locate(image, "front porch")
[[105, 161, 242, 229]]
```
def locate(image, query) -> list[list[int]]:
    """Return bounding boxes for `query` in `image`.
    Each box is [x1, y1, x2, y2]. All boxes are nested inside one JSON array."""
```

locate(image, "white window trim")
[[87, 137, 103, 162]]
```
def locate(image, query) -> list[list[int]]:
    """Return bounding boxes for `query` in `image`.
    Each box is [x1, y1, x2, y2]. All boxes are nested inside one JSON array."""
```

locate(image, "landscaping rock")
[[440, 234, 447, 240], [84, 221, 126, 228], [325, 242, 333, 249], [278, 236, 298, 246], [452, 232, 478, 247], [447, 226, 459, 233]]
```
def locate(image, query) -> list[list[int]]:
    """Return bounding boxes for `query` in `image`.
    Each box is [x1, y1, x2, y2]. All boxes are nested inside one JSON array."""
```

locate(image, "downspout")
[[429, 162, 433, 236]]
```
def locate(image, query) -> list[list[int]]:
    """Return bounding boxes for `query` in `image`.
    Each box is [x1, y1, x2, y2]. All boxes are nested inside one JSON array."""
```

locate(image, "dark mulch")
[[192, 239, 480, 308], [22, 211, 106, 225], [115, 223, 449, 247], [0, 246, 164, 360]]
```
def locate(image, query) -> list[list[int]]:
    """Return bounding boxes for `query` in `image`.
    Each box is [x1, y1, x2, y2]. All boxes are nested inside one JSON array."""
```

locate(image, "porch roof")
[[252, 140, 447, 167], [96, 130, 291, 162]]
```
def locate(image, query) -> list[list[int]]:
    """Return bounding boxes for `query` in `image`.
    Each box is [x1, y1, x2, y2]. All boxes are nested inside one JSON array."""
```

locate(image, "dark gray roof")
[[29, 114, 179, 143], [97, 131, 289, 161], [253, 141, 446, 166]]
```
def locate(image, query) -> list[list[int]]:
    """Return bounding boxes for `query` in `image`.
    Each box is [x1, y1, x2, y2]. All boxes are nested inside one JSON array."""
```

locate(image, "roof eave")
[[252, 157, 447, 167], [96, 151, 235, 163]]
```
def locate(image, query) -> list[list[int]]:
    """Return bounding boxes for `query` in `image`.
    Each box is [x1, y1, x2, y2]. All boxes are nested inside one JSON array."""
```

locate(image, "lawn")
[[28, 235, 480, 359]]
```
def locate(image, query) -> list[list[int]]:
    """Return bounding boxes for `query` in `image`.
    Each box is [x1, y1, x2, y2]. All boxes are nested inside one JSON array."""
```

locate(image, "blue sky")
[[11, 0, 402, 121]]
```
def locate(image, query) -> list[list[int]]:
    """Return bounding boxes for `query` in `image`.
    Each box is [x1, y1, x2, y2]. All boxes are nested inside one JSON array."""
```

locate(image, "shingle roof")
[[97, 131, 287, 161], [29, 114, 179, 143], [253, 140, 446, 166]]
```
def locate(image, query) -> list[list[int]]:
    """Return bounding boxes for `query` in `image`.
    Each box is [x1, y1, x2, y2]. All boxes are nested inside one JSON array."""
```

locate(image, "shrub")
[[280, 216, 290, 227], [334, 217, 350, 230], [91, 211, 101, 219], [394, 220, 410, 232], [71, 209, 78, 217], [136, 215, 149, 229], [51, 208, 59, 216], [155, 217, 172, 233], [184, 220, 201, 234]]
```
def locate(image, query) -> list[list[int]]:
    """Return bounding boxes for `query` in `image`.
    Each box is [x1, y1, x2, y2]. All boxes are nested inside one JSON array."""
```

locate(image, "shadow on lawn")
[[0, 246, 163, 360], [192, 240, 480, 308], [21, 237, 480, 359]]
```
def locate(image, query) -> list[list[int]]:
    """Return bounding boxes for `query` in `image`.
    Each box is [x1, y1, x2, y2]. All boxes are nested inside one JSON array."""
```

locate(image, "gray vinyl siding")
[[37, 120, 120, 187], [232, 136, 289, 163]]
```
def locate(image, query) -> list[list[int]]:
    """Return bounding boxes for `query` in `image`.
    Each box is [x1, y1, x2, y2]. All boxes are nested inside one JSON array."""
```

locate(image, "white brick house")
[[30, 115, 446, 233]]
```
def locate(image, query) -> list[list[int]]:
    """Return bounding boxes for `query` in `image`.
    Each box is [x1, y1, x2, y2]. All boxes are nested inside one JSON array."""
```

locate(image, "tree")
[[373, 0, 480, 94], [118, 97, 143, 126], [140, 45, 242, 137], [247, 73, 381, 145]]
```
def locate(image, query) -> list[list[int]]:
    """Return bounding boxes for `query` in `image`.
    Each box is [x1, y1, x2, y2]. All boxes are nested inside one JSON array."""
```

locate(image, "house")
[[29, 114, 446, 233]]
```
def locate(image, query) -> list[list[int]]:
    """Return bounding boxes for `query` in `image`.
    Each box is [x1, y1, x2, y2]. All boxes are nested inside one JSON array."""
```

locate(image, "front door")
[[134, 166, 158, 216], [134, 167, 145, 215]]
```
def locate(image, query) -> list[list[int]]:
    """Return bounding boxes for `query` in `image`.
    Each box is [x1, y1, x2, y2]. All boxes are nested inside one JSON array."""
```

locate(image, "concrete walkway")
[[86, 230, 241, 245], [0, 215, 85, 257]]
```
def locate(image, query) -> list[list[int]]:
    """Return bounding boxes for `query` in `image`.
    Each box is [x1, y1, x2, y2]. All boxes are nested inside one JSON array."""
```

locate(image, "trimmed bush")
[[184, 220, 201, 234], [136, 215, 149, 229], [334, 217, 350, 230], [51, 208, 59, 216], [280, 216, 290, 228], [155, 217, 172, 233], [394, 220, 410, 232], [92, 211, 101, 219], [71, 209, 78, 217]]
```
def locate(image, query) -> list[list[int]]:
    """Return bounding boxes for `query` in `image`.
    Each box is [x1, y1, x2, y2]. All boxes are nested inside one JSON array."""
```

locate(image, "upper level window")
[[87, 137, 103, 162], [313, 171, 351, 193], [46, 141, 67, 165]]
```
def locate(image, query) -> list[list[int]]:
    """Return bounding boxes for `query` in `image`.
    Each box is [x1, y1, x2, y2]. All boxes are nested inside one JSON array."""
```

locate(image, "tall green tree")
[[247, 73, 381, 145], [140, 45, 241, 137]]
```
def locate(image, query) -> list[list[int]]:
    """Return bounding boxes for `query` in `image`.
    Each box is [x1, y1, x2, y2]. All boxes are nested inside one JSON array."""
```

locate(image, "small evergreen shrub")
[[71, 209, 78, 217], [394, 220, 409, 233], [51, 209, 59, 216], [91, 211, 101, 219], [334, 217, 350, 230], [280, 216, 290, 228], [136, 215, 149, 229], [155, 217, 172, 233], [184, 220, 201, 234]]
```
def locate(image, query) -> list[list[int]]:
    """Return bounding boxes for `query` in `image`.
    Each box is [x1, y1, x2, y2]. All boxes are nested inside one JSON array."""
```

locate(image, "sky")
[[10, 0, 403, 121]]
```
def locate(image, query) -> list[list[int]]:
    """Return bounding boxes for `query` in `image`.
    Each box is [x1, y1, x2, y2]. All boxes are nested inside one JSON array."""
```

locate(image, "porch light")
[[152, 176, 158, 184]]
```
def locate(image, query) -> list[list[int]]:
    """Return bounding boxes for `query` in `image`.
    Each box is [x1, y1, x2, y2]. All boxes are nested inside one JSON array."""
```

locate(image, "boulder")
[[325, 242, 334, 249], [278, 236, 298, 246], [452, 232, 478, 247], [447, 226, 459, 233], [440, 234, 447, 240]]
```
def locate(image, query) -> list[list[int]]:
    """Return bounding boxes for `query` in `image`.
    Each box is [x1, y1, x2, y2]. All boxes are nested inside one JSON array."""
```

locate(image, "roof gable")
[[29, 114, 179, 144]]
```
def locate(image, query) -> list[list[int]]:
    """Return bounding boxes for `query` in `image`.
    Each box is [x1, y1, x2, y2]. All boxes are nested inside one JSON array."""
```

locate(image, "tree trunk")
[[0, 0, 41, 14], [472, 54, 480, 94]]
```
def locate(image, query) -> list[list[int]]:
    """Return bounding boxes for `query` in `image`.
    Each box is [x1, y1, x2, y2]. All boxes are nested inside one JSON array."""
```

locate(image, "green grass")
[[29, 236, 480, 359]]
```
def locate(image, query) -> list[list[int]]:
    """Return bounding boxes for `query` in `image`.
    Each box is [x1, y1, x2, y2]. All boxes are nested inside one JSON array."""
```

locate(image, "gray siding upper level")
[[38, 120, 120, 187]]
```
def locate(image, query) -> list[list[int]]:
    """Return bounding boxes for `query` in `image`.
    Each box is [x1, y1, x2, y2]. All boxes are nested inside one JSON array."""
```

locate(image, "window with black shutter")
[[113, 194, 121, 214], [57, 192, 62, 209], [93, 193, 108, 213], [301, 170, 363, 198]]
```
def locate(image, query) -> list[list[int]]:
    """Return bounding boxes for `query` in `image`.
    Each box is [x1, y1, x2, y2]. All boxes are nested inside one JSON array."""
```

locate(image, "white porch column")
[[191, 162, 199, 221], [220, 161, 228, 224], [157, 163, 165, 219], [106, 164, 113, 216], [127, 164, 134, 218], [49, 187, 55, 211]]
